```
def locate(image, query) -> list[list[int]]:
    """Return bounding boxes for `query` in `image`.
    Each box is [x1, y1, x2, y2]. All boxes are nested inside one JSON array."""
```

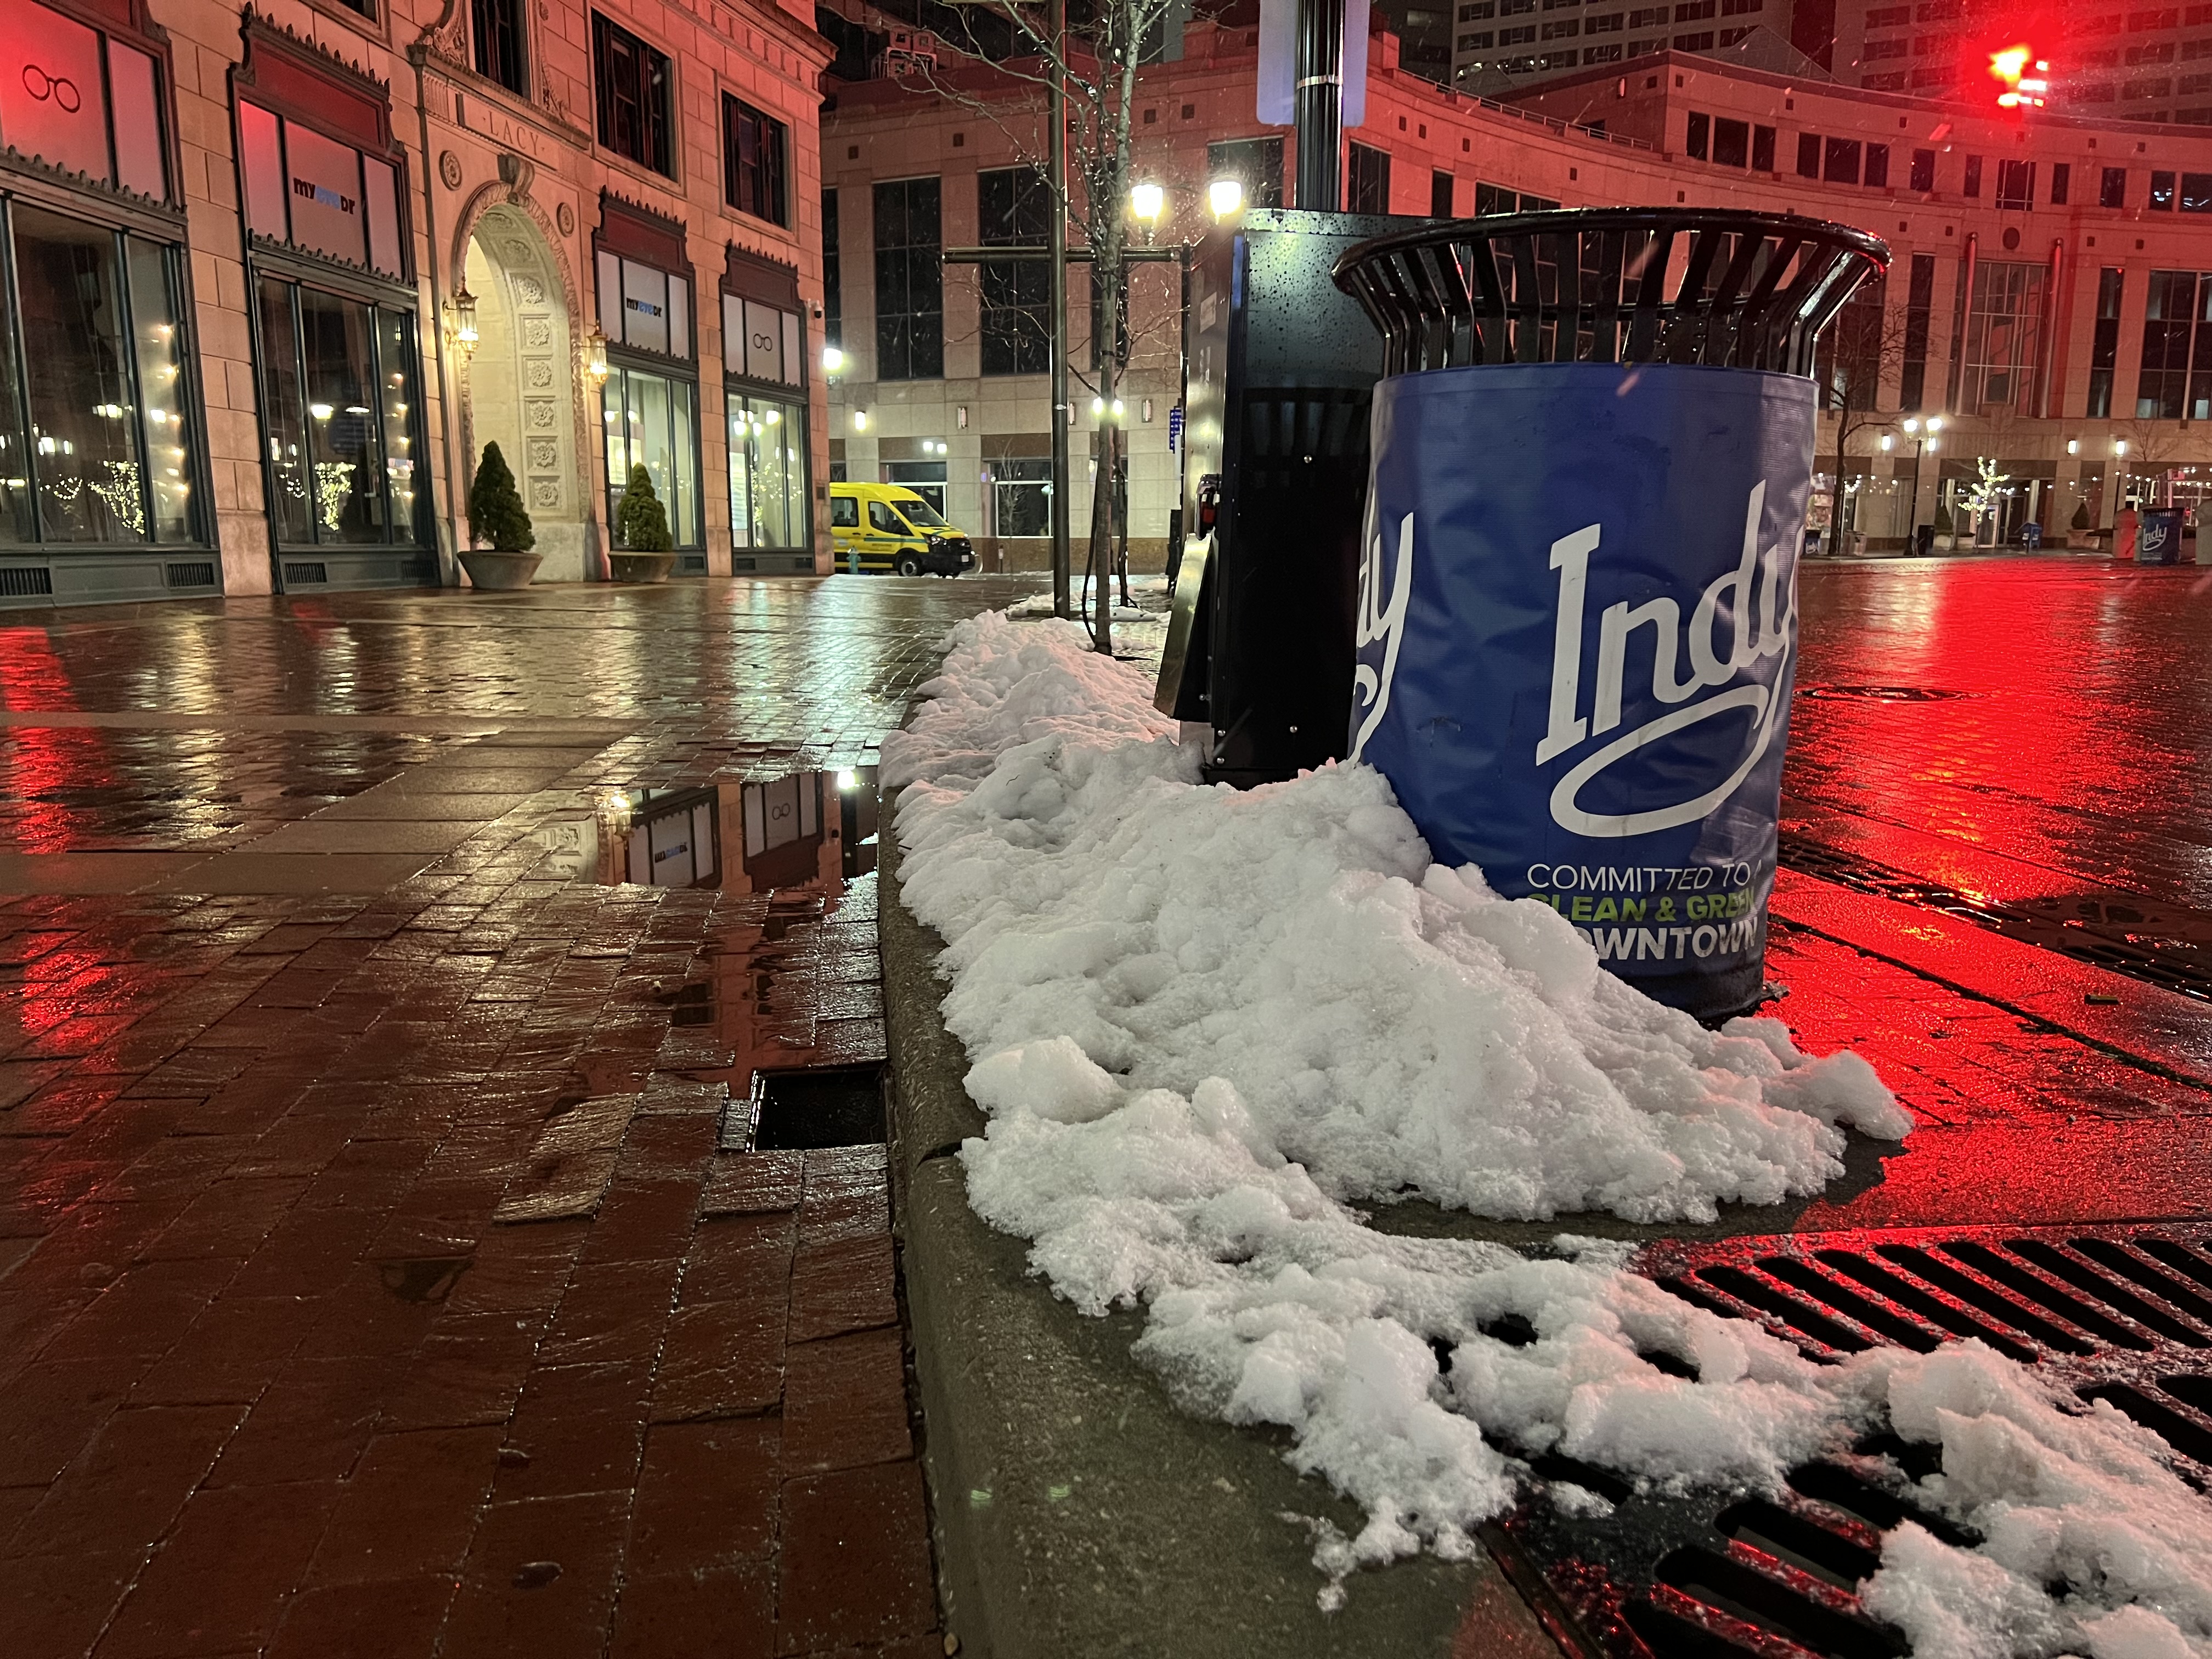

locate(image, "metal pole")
[[1048, 0, 1073, 617], [1294, 0, 1346, 211], [1906, 438, 1922, 543]]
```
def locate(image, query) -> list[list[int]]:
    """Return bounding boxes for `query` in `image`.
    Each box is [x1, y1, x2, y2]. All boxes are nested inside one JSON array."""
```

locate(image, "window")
[[1627, 4, 1666, 21], [2051, 162, 2071, 204], [1208, 138, 1284, 209], [1996, 159, 2035, 209], [1721, 0, 1759, 12], [1796, 133, 1821, 179], [0, 2, 169, 201], [1588, 10, 1624, 27], [2129, 5, 2181, 25], [472, 0, 527, 97], [726, 391, 806, 552], [1540, 48, 1578, 64], [724, 95, 789, 227], [991, 458, 1051, 538], [1866, 71, 1908, 89], [1686, 111, 1709, 159], [1865, 143, 1890, 187], [1752, 125, 1775, 170], [873, 177, 942, 381], [1476, 181, 1515, 214], [1825, 137, 1862, 184], [1459, 1, 1496, 15], [2137, 270, 2212, 417], [1956, 259, 2046, 414], [1674, 0, 1714, 16], [978, 167, 1051, 376], [1821, 275, 1886, 411], [867, 500, 904, 535], [1501, 24, 1537, 41], [0, 204, 199, 548], [1962, 155, 1983, 196], [605, 365, 701, 548], [1866, 1, 1909, 19], [2129, 40, 2179, 63], [831, 493, 859, 528], [883, 462, 946, 517], [2103, 165, 2129, 206], [2186, 171, 2212, 210], [592, 13, 672, 177], [596, 250, 691, 358], [2089, 267, 2123, 417], [253, 275, 422, 550], [1900, 252, 1934, 411], [1584, 41, 1623, 59], [1865, 38, 1909, 57], [1541, 16, 1579, 35], [1348, 143, 1392, 213], [1673, 30, 1714, 47], [2153, 168, 2179, 207], [1713, 116, 1748, 166], [823, 190, 841, 348], [1432, 170, 1456, 216], [1462, 30, 1495, 46], [238, 104, 405, 278]]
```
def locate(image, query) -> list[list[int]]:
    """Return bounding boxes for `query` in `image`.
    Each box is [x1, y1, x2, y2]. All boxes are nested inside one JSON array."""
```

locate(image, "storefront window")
[[237, 101, 405, 280], [0, 3, 168, 200], [253, 276, 426, 549], [605, 364, 702, 548], [2, 202, 199, 546], [992, 459, 1051, 537], [727, 391, 806, 550]]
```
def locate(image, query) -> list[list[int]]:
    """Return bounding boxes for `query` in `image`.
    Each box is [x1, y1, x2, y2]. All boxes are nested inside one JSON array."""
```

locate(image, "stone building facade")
[[826, 19, 2212, 561], [0, 0, 831, 608]]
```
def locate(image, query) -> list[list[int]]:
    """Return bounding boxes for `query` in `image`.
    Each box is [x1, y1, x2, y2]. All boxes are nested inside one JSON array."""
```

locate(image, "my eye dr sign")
[[1350, 360, 1815, 1017]]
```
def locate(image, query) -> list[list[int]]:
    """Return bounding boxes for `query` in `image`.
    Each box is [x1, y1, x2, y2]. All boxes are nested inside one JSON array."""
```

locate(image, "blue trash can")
[[1334, 211, 1887, 1019], [2140, 507, 2184, 565]]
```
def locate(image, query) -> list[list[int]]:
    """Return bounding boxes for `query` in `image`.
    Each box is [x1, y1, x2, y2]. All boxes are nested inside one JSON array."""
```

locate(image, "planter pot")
[[458, 548, 543, 590], [608, 552, 678, 583]]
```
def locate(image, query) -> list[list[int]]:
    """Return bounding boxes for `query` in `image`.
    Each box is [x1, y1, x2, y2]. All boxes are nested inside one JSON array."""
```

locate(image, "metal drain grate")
[[1779, 834, 2212, 1002], [1493, 1223, 2212, 1658], [725, 1065, 885, 1152]]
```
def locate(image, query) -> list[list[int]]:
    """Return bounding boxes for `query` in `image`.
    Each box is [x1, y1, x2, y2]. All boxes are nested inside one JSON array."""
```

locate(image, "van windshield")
[[896, 496, 947, 528]]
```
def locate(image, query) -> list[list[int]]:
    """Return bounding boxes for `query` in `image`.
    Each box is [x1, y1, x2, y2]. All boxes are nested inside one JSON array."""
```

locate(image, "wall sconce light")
[[447, 285, 478, 356], [956, 405, 969, 429], [584, 324, 610, 387], [1142, 398, 1154, 423], [2067, 438, 2080, 455], [853, 409, 869, 432], [1880, 433, 1893, 451], [822, 344, 847, 376], [2115, 439, 2130, 457]]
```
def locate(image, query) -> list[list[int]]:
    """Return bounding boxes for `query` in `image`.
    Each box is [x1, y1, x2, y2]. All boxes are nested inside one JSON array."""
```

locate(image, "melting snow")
[[883, 611, 2212, 1652]]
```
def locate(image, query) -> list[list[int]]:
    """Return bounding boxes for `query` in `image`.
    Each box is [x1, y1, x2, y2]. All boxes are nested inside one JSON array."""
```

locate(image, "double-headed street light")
[[1899, 415, 1943, 543], [1208, 177, 1246, 219]]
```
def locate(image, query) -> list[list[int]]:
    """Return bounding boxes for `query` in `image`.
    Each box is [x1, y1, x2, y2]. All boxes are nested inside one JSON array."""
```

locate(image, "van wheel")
[[895, 552, 921, 576]]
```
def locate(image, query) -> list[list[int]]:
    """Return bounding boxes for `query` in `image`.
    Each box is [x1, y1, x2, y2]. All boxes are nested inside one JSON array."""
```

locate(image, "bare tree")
[[1816, 279, 1914, 538], [907, 0, 1189, 652]]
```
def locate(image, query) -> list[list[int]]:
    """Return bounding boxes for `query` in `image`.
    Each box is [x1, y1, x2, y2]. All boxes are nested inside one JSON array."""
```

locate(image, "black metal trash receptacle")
[[1333, 210, 1887, 1019]]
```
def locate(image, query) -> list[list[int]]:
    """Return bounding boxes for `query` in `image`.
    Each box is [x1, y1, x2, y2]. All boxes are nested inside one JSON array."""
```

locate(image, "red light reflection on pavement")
[[0, 626, 117, 853]]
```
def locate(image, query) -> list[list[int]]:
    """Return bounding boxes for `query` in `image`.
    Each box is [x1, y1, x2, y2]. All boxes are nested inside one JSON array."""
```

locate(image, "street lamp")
[[584, 323, 609, 387], [1208, 177, 1246, 219], [1130, 182, 1165, 228], [445, 285, 478, 357], [1898, 416, 1943, 545], [822, 345, 846, 376]]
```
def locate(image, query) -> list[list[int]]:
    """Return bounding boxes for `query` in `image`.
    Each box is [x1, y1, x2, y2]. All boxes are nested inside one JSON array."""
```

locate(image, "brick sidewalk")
[[0, 579, 1042, 1658]]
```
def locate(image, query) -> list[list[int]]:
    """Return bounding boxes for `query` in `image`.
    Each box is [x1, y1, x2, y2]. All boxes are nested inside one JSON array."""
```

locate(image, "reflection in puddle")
[[532, 767, 879, 891]]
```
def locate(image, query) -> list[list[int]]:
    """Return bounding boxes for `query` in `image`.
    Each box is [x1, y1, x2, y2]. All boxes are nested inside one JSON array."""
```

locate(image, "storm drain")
[[724, 1064, 885, 1153], [1496, 1223, 2212, 1658], [1778, 833, 2212, 1003]]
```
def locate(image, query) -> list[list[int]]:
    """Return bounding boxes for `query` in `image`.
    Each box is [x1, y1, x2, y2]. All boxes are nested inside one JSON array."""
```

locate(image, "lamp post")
[[1900, 415, 1942, 546]]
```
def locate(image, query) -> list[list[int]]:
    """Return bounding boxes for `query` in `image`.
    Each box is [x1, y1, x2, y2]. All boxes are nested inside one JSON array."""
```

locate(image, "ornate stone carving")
[[522, 318, 552, 348], [514, 275, 544, 304], [528, 439, 558, 470], [556, 202, 575, 237], [439, 150, 463, 190], [526, 360, 554, 388], [526, 400, 555, 430], [531, 479, 562, 508]]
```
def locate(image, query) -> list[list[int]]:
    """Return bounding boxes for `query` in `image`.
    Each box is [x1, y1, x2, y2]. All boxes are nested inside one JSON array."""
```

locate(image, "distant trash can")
[[2140, 507, 2184, 565], [1334, 210, 1887, 1019]]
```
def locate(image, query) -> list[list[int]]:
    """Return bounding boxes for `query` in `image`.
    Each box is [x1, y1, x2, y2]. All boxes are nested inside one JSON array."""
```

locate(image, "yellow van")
[[827, 482, 978, 575]]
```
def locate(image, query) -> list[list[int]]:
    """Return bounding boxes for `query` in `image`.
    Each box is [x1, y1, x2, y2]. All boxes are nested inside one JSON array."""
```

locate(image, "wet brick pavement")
[[0, 575, 1042, 1659], [1, 558, 2207, 1655]]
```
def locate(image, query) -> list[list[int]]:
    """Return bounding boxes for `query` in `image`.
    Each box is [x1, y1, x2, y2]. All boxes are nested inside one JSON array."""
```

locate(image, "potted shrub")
[[610, 462, 677, 583], [458, 442, 541, 590]]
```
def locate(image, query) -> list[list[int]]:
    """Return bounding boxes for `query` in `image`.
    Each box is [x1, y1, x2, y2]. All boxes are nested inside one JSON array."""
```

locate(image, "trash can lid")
[[1333, 207, 1889, 379]]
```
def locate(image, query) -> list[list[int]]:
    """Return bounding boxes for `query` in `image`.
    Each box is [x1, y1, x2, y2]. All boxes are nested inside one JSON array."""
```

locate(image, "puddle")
[[531, 766, 878, 891], [376, 1255, 473, 1302]]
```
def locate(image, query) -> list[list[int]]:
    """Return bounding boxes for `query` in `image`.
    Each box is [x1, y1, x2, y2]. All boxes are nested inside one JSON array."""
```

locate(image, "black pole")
[[1048, 0, 1073, 615], [1294, 0, 1345, 212]]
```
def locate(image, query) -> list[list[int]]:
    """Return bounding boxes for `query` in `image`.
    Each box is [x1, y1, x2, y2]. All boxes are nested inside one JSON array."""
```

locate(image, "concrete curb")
[[877, 799, 1562, 1659]]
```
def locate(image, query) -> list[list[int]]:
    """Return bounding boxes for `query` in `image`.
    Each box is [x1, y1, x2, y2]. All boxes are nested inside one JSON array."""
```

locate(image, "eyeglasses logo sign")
[[21, 64, 83, 113]]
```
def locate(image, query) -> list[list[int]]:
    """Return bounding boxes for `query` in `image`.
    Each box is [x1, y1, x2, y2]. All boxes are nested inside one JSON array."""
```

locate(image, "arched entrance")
[[462, 207, 584, 580]]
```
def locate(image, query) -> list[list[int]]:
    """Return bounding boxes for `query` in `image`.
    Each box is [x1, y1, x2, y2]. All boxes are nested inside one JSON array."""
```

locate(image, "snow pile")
[[884, 610, 2212, 1652]]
